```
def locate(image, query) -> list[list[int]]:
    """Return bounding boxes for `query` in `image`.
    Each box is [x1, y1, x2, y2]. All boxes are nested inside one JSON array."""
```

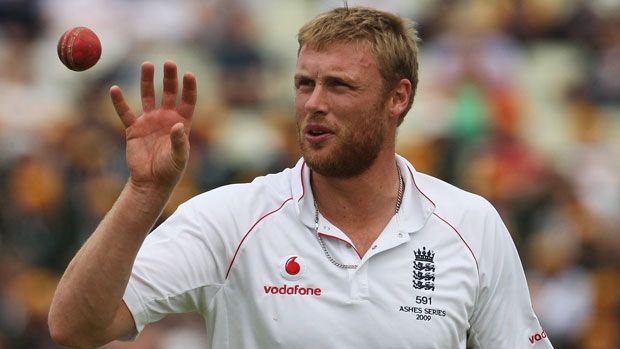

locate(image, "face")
[[294, 42, 393, 178]]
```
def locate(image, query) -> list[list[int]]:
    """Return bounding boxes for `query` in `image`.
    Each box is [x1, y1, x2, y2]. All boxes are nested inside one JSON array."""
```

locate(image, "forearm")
[[49, 181, 173, 346]]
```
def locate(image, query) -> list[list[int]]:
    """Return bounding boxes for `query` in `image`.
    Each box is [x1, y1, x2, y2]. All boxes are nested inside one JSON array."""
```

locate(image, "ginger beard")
[[297, 99, 390, 178]]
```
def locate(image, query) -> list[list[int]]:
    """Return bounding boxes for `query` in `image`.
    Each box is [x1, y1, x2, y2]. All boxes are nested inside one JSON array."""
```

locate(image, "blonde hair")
[[298, 6, 419, 125]]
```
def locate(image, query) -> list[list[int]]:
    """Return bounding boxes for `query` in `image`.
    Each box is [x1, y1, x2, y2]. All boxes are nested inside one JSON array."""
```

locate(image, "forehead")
[[296, 42, 379, 79]]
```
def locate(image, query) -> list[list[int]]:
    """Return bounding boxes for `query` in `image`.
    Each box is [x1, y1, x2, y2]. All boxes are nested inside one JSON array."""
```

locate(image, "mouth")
[[304, 125, 333, 143]]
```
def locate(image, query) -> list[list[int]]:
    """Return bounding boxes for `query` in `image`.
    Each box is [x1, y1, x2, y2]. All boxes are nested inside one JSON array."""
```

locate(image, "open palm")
[[110, 61, 197, 191]]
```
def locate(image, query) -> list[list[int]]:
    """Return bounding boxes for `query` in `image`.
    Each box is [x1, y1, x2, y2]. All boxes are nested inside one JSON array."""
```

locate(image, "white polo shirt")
[[123, 155, 553, 348]]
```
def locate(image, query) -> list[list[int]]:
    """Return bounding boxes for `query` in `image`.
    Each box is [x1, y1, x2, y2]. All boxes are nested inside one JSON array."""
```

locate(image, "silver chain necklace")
[[314, 166, 404, 269]]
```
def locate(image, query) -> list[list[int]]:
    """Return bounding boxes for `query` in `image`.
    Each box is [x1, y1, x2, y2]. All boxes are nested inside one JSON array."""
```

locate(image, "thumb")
[[170, 122, 189, 164]]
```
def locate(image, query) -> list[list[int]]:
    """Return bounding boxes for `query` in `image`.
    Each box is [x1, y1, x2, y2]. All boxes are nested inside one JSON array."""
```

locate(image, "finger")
[[140, 61, 156, 112], [170, 122, 189, 169], [177, 72, 197, 121], [161, 60, 178, 110], [110, 85, 137, 128]]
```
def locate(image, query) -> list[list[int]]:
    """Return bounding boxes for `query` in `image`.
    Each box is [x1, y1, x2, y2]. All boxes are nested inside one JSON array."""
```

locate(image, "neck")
[[311, 153, 401, 225]]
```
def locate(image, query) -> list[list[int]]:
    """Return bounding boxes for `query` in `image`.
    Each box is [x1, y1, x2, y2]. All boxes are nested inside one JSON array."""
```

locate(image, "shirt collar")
[[290, 155, 436, 233], [396, 154, 436, 233], [290, 158, 315, 229]]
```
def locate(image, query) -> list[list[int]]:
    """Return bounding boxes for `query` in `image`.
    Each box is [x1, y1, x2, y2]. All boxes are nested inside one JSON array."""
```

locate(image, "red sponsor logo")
[[529, 330, 547, 344], [285, 257, 301, 275], [281, 255, 306, 281], [263, 284, 322, 296]]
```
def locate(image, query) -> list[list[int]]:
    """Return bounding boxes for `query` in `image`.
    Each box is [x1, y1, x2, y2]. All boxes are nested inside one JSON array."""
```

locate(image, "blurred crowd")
[[0, 0, 619, 348]]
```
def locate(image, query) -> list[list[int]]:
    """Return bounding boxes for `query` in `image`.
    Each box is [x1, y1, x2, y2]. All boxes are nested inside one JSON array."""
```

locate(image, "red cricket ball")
[[57, 26, 102, 71]]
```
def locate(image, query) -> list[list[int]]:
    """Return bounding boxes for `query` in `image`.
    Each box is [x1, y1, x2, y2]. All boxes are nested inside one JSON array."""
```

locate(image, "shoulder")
[[414, 171, 496, 221], [412, 171, 506, 262], [178, 167, 296, 226]]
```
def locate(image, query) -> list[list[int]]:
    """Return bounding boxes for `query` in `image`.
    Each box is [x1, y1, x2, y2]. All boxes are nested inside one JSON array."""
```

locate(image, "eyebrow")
[[294, 73, 310, 81], [294, 72, 356, 84]]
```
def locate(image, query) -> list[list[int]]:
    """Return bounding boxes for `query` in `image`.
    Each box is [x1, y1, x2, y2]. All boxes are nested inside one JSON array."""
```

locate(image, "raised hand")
[[110, 60, 197, 192]]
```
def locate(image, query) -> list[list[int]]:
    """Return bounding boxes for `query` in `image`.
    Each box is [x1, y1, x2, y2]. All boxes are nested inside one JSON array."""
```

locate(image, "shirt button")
[[371, 245, 377, 250], [398, 233, 404, 238]]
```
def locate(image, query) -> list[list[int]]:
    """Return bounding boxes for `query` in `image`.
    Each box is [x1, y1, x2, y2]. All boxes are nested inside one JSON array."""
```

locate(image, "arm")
[[467, 206, 553, 348], [48, 60, 197, 348]]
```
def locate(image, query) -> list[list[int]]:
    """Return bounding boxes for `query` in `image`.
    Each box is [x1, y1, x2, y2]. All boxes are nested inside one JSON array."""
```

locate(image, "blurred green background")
[[0, 0, 619, 348]]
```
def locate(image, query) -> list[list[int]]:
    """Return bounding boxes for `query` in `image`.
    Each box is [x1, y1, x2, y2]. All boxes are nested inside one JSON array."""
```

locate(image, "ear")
[[387, 79, 412, 120]]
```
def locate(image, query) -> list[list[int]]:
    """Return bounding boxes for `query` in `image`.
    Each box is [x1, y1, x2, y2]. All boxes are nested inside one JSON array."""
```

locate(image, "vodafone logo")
[[280, 255, 306, 281], [266, 256, 321, 296]]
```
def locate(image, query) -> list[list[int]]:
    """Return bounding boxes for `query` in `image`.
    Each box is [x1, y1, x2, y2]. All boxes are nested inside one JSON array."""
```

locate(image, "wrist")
[[123, 180, 174, 216], [127, 176, 176, 196]]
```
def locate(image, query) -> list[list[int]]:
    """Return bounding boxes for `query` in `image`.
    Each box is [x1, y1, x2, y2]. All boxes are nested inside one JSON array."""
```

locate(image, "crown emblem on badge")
[[414, 247, 435, 263], [413, 246, 436, 292]]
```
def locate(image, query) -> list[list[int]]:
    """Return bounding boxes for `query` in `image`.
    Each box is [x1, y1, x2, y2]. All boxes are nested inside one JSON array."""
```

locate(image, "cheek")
[[294, 95, 308, 116]]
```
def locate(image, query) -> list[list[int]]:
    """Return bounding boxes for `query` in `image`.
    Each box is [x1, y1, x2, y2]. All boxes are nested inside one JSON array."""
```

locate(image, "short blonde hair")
[[298, 6, 419, 125]]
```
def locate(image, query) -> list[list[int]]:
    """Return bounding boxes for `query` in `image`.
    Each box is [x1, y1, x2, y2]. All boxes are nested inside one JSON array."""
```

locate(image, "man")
[[49, 6, 554, 348]]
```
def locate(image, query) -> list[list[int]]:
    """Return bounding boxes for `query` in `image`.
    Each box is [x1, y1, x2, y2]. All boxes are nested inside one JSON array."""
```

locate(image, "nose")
[[304, 83, 328, 116]]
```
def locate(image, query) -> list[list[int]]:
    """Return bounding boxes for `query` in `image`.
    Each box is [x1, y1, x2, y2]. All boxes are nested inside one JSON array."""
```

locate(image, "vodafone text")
[[529, 330, 547, 344], [263, 284, 322, 296]]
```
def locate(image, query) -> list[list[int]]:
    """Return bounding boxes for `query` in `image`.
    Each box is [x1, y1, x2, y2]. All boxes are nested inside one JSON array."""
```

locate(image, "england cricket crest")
[[413, 247, 436, 291]]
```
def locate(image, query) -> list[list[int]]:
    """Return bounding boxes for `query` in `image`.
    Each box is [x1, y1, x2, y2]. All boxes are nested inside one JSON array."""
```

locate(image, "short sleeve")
[[122, 198, 229, 334], [467, 206, 554, 348]]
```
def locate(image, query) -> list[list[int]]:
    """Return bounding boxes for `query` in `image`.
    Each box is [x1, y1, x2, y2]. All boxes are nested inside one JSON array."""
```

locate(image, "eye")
[[295, 78, 314, 91], [328, 79, 351, 90]]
